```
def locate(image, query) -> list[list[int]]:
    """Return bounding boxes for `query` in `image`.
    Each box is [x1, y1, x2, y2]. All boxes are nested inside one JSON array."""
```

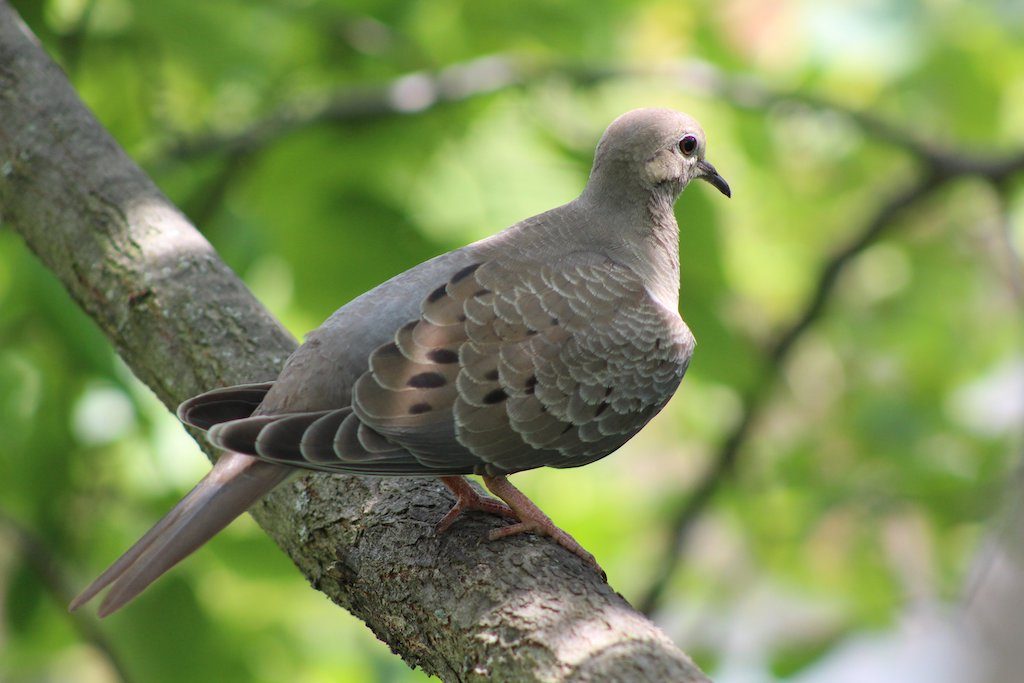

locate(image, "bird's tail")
[[69, 452, 292, 617]]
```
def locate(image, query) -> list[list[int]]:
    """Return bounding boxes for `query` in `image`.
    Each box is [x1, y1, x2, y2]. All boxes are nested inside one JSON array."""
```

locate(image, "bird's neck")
[[639, 190, 682, 310], [574, 186, 681, 312]]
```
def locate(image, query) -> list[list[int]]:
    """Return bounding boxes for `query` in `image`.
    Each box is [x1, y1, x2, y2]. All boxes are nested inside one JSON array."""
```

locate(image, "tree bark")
[[0, 4, 708, 681]]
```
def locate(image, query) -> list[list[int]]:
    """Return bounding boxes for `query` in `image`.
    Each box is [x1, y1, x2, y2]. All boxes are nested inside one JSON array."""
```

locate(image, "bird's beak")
[[697, 160, 731, 198]]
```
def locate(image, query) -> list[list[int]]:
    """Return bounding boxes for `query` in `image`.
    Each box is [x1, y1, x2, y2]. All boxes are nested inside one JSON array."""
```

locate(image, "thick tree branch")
[[0, 5, 707, 682]]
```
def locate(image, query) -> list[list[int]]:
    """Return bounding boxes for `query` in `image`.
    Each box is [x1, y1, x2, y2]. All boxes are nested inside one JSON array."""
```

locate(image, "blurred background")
[[1, 0, 1023, 681]]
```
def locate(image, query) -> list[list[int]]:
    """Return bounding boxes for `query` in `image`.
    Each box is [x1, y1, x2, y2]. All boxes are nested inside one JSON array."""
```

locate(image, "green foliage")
[[2, 0, 1022, 681]]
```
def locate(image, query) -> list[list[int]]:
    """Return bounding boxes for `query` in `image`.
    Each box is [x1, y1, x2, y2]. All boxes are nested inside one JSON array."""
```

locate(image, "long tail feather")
[[70, 452, 292, 616]]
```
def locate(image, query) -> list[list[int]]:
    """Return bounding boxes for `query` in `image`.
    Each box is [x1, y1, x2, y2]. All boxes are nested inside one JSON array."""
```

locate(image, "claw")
[[436, 476, 517, 533], [482, 475, 606, 580], [435, 475, 607, 580]]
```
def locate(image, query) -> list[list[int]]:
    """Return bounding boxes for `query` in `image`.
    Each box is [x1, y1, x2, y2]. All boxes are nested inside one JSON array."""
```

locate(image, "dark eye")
[[679, 135, 698, 156]]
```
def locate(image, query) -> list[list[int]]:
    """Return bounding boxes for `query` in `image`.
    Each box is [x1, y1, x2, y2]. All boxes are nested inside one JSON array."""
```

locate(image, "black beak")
[[697, 160, 731, 198]]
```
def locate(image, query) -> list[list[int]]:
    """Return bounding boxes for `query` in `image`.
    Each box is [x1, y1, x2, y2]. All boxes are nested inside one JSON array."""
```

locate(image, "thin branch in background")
[[151, 56, 943, 168], [638, 172, 941, 614], [156, 55, 528, 164], [640, 154, 1024, 616], [651, 60, 940, 162], [0, 509, 132, 683], [993, 183, 1024, 305], [181, 151, 255, 229], [54, 0, 98, 76]]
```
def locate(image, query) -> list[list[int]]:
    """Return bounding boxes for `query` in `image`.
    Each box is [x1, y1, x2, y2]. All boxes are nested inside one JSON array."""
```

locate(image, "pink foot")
[[482, 475, 606, 580], [435, 476, 517, 533]]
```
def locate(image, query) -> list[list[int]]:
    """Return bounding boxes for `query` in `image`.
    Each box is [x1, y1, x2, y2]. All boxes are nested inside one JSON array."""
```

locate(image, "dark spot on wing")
[[408, 372, 447, 388], [409, 402, 432, 414], [482, 388, 508, 404], [427, 348, 459, 364], [378, 342, 401, 357], [595, 402, 609, 416], [474, 288, 491, 297], [484, 369, 500, 381], [452, 263, 482, 283], [427, 285, 447, 303]]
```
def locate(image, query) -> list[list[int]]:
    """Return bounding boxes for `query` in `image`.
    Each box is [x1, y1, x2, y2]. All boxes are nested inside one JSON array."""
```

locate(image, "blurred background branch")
[[641, 150, 1024, 615], [0, 508, 132, 683], [993, 185, 1024, 306], [159, 55, 527, 162], [154, 56, 957, 167]]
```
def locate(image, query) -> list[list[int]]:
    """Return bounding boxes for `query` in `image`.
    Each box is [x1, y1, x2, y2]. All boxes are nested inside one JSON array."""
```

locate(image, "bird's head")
[[586, 108, 731, 203]]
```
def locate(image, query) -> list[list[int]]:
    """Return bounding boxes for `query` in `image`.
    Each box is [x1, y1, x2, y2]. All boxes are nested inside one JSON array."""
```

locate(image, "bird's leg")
[[482, 475, 605, 578], [435, 476, 517, 533]]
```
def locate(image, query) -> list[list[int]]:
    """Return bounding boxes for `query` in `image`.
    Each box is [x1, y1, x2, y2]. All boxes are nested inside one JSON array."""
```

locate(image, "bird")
[[70, 108, 731, 617]]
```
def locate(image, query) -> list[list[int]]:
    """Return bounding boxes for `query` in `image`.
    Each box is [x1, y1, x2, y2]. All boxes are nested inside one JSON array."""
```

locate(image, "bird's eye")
[[679, 135, 698, 156]]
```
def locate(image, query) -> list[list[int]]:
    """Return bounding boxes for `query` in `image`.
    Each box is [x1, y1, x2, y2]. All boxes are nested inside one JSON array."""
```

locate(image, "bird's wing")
[[177, 382, 275, 430], [203, 257, 693, 476]]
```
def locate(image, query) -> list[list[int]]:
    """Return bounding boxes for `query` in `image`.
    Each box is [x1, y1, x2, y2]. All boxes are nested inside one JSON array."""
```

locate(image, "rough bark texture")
[[0, 4, 708, 681]]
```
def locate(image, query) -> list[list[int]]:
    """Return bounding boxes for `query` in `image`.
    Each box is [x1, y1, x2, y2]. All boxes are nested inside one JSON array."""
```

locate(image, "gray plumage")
[[71, 108, 731, 616]]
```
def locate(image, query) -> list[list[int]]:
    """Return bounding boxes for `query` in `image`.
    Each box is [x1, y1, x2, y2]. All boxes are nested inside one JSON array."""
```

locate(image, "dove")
[[70, 108, 731, 616]]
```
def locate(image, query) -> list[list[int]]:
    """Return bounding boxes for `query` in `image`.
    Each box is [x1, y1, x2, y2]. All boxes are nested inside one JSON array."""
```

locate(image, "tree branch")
[[161, 55, 528, 162], [154, 56, 960, 168], [0, 4, 707, 681], [992, 183, 1024, 306]]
